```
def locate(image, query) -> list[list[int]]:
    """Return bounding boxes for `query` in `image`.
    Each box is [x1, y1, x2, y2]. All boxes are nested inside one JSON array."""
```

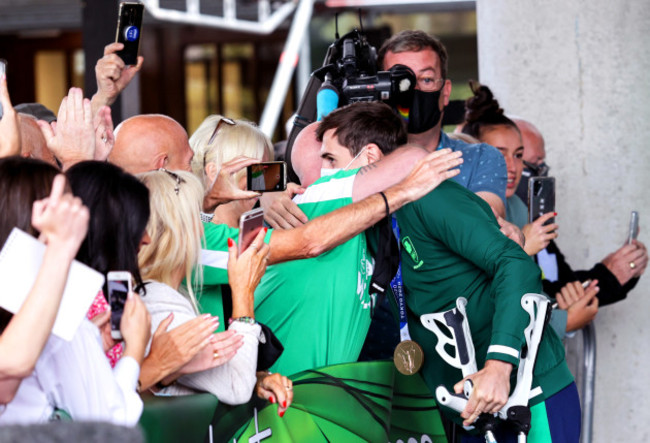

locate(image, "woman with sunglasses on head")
[[136, 169, 293, 412]]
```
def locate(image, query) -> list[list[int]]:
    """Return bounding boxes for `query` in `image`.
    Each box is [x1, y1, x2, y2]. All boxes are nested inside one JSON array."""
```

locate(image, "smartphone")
[[115, 2, 144, 65], [528, 177, 555, 225], [0, 59, 6, 119], [627, 211, 639, 244], [247, 161, 287, 192], [107, 271, 133, 340], [238, 208, 264, 256]]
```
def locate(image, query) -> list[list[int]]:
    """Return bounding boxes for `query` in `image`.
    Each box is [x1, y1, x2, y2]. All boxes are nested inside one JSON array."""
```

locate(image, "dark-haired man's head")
[[316, 101, 407, 170], [378, 30, 452, 140]]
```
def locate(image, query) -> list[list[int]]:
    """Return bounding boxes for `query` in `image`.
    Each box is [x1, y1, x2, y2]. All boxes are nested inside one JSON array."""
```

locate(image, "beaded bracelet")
[[229, 316, 257, 325]]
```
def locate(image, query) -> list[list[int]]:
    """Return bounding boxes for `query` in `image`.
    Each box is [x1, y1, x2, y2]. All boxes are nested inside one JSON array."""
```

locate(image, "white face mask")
[[320, 147, 367, 178]]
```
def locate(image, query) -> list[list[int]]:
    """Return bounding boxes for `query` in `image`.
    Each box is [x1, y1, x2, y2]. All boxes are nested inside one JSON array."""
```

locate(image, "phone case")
[[238, 208, 265, 255], [528, 177, 555, 225], [115, 2, 144, 65]]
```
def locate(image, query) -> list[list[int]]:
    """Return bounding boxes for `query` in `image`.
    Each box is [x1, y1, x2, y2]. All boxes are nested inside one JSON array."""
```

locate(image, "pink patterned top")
[[87, 290, 124, 367]]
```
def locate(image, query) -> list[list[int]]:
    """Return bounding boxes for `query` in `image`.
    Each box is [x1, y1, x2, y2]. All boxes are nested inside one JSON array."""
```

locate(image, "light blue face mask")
[[320, 146, 367, 178]]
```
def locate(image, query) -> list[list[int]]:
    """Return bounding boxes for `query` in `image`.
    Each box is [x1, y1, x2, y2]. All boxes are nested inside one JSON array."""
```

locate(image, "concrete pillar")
[[476, 1, 650, 441]]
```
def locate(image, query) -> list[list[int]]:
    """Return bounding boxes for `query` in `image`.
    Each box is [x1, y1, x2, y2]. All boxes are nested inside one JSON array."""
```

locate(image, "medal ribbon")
[[390, 216, 413, 342]]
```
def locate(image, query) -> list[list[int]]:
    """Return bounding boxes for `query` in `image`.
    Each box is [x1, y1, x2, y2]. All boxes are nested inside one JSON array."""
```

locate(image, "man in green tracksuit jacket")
[[397, 178, 579, 441]]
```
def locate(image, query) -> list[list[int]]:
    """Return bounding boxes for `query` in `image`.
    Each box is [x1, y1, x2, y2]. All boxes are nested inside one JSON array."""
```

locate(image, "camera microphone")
[[316, 75, 340, 121]]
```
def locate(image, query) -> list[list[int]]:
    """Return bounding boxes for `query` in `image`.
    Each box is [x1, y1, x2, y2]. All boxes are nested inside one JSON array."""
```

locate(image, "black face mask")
[[515, 161, 550, 202], [405, 89, 443, 134]]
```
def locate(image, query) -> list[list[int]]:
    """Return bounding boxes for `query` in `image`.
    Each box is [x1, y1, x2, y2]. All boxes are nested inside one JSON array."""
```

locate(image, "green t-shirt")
[[396, 180, 573, 416], [255, 169, 373, 376], [198, 223, 272, 331]]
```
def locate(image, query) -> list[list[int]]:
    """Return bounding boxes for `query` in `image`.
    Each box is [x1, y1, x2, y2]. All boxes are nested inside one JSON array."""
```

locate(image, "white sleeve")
[[37, 320, 143, 426], [176, 321, 261, 405]]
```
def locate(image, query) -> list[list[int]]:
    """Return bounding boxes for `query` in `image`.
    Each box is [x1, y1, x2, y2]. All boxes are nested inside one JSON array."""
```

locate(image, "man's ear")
[[365, 143, 383, 164], [442, 79, 452, 107], [154, 154, 167, 170]]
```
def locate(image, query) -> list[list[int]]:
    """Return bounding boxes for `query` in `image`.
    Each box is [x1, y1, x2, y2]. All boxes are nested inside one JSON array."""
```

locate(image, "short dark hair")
[[378, 30, 449, 79], [66, 161, 150, 294], [461, 81, 519, 140], [315, 102, 407, 156]]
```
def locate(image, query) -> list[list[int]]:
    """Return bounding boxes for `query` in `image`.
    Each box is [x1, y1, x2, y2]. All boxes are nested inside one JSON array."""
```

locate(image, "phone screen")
[[247, 162, 287, 192], [115, 2, 144, 65], [107, 278, 130, 333], [238, 208, 264, 255], [528, 177, 555, 225]]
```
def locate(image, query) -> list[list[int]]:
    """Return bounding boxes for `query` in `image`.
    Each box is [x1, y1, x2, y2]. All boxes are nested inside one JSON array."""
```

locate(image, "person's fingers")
[[231, 190, 262, 201], [267, 212, 292, 230], [36, 120, 56, 146], [83, 98, 93, 129], [90, 309, 111, 328], [244, 227, 269, 258], [153, 312, 175, 337], [133, 56, 144, 72], [258, 242, 271, 262], [282, 200, 309, 224], [0, 76, 12, 110], [104, 42, 124, 56], [564, 281, 581, 304], [227, 236, 238, 261], [48, 174, 67, 206], [556, 291, 568, 310], [57, 96, 68, 125]]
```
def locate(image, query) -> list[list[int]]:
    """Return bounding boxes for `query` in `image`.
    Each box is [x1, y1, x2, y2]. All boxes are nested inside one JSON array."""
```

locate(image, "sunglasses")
[[158, 168, 186, 195], [207, 117, 236, 146]]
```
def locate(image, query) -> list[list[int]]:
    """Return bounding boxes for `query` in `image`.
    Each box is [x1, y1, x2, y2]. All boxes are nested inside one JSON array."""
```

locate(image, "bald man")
[[513, 118, 647, 307], [109, 114, 193, 174], [18, 114, 57, 166], [291, 122, 322, 188]]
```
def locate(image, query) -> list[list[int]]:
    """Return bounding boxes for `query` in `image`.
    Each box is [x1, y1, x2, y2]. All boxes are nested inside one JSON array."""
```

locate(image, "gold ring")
[[630, 262, 636, 269], [251, 243, 259, 250], [213, 351, 219, 359]]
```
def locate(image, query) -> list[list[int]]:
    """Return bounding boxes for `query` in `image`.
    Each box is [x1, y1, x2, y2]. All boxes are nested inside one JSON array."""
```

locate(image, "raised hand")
[[91, 42, 144, 115], [203, 156, 262, 212], [31, 174, 89, 259], [38, 87, 95, 170], [120, 291, 151, 366], [602, 239, 648, 285], [557, 280, 599, 332], [260, 182, 308, 229], [522, 212, 558, 256], [0, 74, 21, 157], [390, 148, 463, 204], [255, 372, 294, 417], [227, 227, 270, 318]]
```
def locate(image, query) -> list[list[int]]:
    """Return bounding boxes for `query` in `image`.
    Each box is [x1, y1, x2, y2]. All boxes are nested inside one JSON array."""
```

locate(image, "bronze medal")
[[394, 340, 424, 375]]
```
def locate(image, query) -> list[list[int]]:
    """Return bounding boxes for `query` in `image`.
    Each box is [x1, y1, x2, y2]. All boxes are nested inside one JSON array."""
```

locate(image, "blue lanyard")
[[389, 216, 412, 342]]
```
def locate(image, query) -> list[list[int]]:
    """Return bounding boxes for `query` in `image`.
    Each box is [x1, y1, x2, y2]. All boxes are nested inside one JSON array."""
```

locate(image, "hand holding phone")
[[247, 161, 287, 192], [238, 208, 265, 256], [627, 211, 639, 245], [107, 271, 133, 340]]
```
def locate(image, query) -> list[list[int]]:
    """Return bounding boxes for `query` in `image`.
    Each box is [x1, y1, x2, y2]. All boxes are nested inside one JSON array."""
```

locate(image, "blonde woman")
[[190, 115, 272, 226], [137, 169, 292, 411]]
